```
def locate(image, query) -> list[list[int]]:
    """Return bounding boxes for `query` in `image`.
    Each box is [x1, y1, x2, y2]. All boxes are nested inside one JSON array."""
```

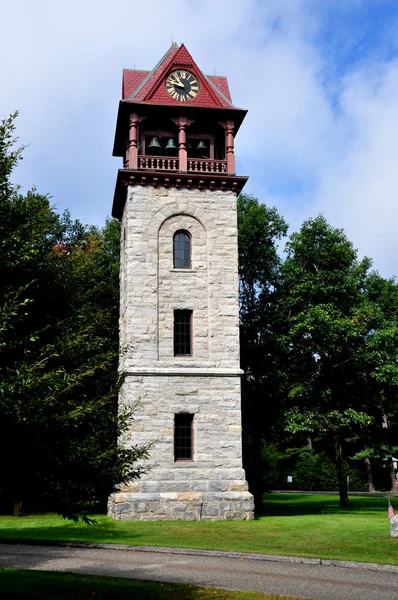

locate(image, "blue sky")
[[2, 0, 398, 277]]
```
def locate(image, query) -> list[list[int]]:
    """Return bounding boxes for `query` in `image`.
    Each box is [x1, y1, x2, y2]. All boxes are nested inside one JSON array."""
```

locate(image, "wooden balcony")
[[137, 155, 228, 174], [138, 156, 179, 171], [187, 159, 227, 173]]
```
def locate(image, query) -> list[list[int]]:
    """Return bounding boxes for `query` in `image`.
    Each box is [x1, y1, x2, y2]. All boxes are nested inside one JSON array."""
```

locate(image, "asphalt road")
[[1, 543, 398, 600]]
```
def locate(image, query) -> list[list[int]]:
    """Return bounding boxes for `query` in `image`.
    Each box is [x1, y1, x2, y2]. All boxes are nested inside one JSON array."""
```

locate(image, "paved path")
[[272, 490, 398, 497], [1, 543, 398, 600]]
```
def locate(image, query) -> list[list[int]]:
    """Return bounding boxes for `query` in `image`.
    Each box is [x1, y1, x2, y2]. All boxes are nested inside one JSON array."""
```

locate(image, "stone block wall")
[[109, 184, 254, 521], [118, 186, 241, 372], [108, 490, 254, 521]]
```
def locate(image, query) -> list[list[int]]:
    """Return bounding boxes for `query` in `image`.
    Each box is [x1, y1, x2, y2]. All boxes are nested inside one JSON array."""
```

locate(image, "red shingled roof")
[[122, 70, 149, 99], [121, 44, 234, 108], [207, 76, 232, 103]]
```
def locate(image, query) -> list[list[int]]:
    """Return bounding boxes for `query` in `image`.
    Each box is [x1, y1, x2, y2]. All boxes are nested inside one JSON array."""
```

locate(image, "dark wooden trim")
[[173, 309, 193, 357], [112, 169, 248, 219], [173, 229, 192, 269], [174, 413, 194, 462]]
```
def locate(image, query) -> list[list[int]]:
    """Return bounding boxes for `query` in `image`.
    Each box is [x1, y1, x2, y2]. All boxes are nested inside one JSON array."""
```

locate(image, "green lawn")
[[0, 569, 306, 600], [0, 494, 397, 566]]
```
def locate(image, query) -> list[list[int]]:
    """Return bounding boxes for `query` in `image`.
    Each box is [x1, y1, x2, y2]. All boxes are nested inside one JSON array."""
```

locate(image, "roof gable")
[[122, 44, 234, 108]]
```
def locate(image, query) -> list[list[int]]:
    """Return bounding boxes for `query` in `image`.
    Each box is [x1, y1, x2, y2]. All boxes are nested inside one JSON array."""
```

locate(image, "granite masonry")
[[107, 185, 254, 521]]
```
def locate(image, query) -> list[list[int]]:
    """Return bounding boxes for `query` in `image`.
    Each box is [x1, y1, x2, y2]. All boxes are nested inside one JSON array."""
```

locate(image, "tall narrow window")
[[174, 310, 192, 356], [175, 413, 194, 461], [173, 230, 191, 268]]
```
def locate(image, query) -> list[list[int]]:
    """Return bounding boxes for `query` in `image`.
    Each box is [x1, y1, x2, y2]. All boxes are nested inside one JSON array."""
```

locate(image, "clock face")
[[166, 70, 199, 102]]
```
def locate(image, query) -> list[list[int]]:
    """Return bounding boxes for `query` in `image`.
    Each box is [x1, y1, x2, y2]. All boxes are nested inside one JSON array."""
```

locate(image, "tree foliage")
[[280, 216, 375, 505], [238, 194, 289, 507], [238, 205, 398, 508], [0, 114, 149, 520], [2, 113, 398, 519]]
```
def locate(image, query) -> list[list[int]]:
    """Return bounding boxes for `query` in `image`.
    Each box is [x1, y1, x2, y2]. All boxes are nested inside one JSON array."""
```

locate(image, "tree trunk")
[[364, 457, 376, 493], [388, 458, 398, 493], [334, 434, 350, 507], [13, 501, 24, 517], [306, 436, 312, 448]]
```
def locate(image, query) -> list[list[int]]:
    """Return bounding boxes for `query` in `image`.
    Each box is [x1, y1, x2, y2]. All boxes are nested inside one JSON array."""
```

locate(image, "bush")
[[261, 443, 368, 491], [292, 451, 367, 491]]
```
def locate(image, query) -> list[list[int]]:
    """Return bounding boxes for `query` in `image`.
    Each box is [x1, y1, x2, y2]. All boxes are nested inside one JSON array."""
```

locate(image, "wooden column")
[[225, 120, 235, 174], [171, 116, 195, 173], [178, 117, 187, 171], [128, 113, 139, 170], [128, 113, 145, 170], [124, 140, 129, 169], [209, 138, 215, 160]]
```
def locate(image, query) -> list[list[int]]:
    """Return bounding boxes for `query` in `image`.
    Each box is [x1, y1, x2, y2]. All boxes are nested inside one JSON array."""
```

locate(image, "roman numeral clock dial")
[[166, 70, 199, 101]]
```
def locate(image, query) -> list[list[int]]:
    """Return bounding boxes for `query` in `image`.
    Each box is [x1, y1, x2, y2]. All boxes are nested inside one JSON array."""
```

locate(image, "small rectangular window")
[[175, 413, 194, 461], [174, 310, 192, 356], [173, 231, 191, 269]]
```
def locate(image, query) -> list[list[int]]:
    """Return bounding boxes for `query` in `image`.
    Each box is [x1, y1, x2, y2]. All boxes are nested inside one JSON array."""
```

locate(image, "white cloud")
[[1, 0, 398, 276], [316, 59, 398, 277]]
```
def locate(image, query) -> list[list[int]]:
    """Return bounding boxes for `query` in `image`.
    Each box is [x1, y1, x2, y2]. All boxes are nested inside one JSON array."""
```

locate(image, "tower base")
[[108, 489, 254, 521]]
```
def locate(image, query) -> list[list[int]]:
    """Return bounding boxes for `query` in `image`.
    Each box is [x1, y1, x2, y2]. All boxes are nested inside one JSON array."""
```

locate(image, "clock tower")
[[108, 44, 254, 521]]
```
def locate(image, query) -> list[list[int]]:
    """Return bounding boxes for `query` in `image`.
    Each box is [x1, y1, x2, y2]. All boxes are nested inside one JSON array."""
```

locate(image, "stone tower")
[[108, 44, 254, 521]]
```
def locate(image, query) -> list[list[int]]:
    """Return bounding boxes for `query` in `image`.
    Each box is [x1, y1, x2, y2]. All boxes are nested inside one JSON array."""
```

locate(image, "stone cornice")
[[112, 169, 248, 219], [122, 367, 244, 378]]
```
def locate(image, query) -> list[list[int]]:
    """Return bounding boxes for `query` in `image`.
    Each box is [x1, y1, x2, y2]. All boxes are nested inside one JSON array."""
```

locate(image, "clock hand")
[[172, 75, 185, 88]]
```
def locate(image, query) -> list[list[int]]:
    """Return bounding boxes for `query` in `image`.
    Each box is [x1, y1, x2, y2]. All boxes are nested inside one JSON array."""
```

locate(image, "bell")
[[186, 140, 193, 149], [148, 136, 161, 149], [165, 138, 177, 150], [196, 140, 207, 150]]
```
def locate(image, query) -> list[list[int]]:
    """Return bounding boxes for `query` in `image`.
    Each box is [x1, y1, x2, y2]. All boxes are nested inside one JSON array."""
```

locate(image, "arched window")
[[173, 230, 191, 269]]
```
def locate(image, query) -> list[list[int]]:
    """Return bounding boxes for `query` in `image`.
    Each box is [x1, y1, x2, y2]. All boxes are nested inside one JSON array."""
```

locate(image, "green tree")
[[237, 194, 289, 510], [0, 113, 148, 520], [281, 215, 373, 506], [354, 272, 398, 492]]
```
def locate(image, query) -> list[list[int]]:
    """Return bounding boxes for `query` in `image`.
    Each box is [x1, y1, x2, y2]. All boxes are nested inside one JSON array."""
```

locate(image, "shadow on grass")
[[0, 569, 258, 600], [0, 515, 144, 546], [259, 493, 388, 517]]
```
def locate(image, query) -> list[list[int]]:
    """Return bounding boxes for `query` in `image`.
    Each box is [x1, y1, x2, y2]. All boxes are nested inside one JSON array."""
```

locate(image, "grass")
[[0, 569, 308, 600], [0, 494, 397, 566]]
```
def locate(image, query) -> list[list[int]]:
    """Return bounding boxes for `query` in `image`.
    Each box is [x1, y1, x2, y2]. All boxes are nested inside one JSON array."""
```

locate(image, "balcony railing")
[[138, 156, 179, 171], [137, 156, 228, 174], [187, 159, 227, 173]]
